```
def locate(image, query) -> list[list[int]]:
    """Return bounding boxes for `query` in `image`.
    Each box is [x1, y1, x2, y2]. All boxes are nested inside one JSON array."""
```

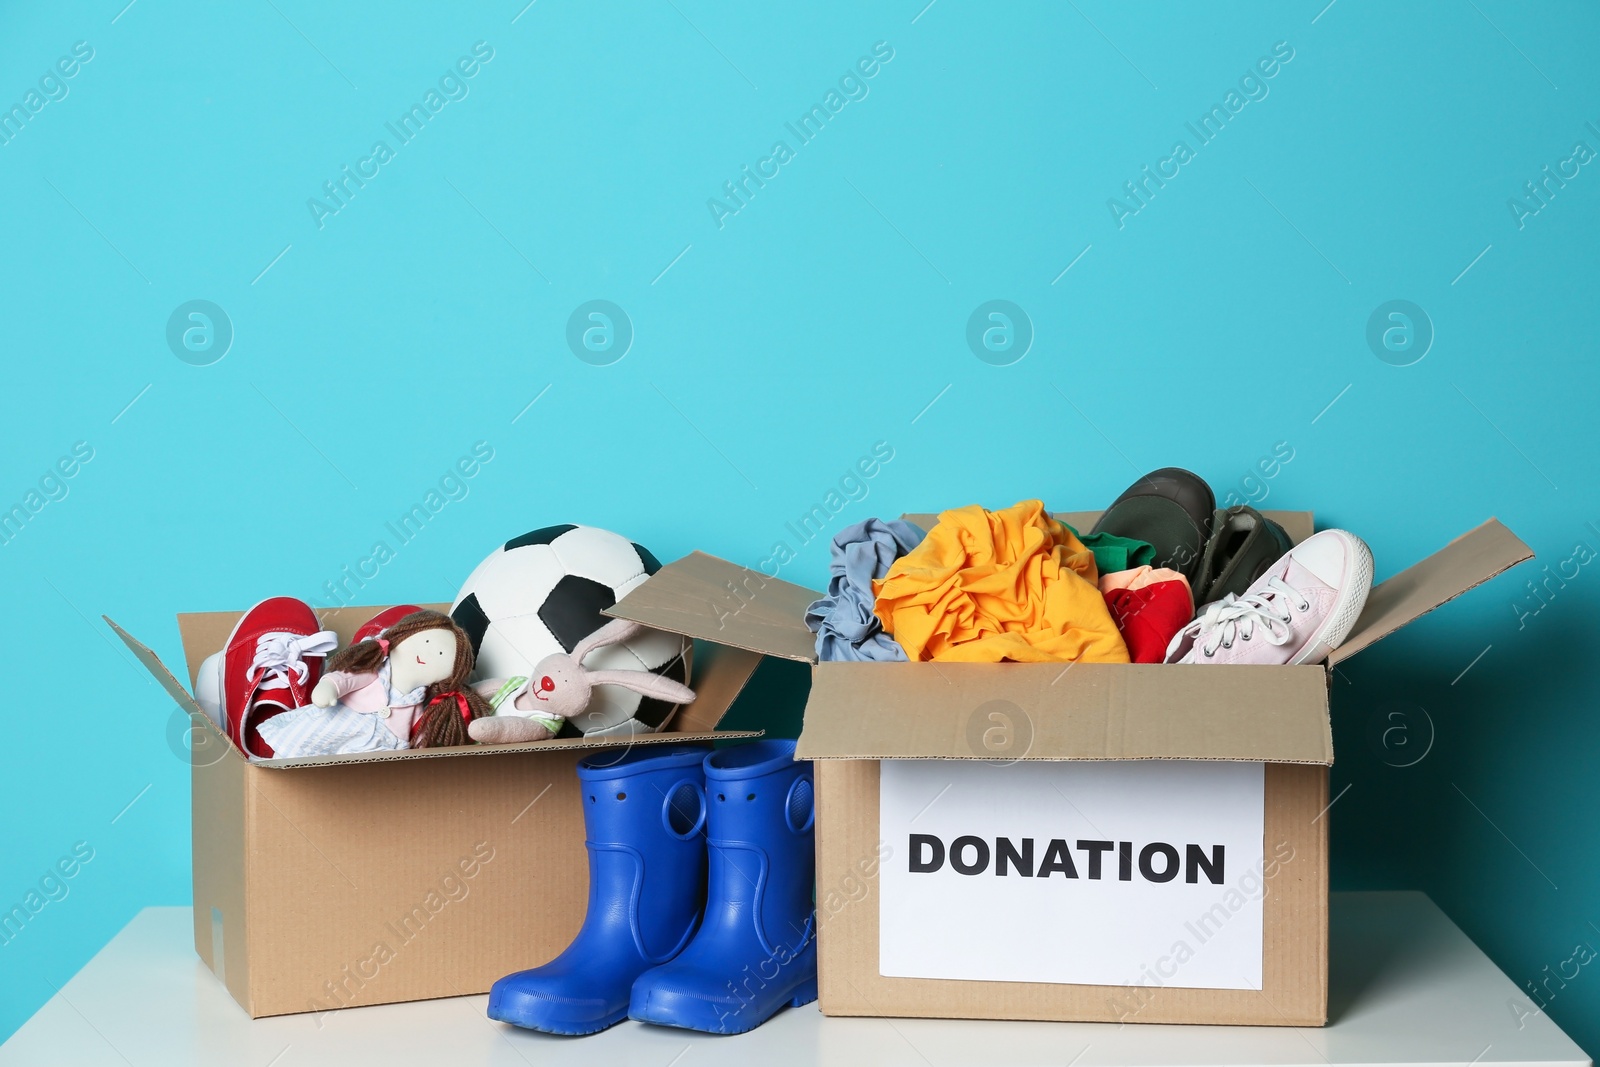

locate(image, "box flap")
[[902, 510, 1317, 545], [607, 550, 821, 664], [106, 616, 208, 718], [1328, 518, 1534, 666], [795, 661, 1332, 765], [666, 640, 763, 733]]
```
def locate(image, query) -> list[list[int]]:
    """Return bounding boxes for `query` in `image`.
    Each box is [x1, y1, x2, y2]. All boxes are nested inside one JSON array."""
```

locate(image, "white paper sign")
[[879, 759, 1266, 990]]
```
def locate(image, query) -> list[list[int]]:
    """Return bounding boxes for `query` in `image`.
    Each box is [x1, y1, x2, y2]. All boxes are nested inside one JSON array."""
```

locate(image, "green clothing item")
[[1067, 524, 1156, 576]]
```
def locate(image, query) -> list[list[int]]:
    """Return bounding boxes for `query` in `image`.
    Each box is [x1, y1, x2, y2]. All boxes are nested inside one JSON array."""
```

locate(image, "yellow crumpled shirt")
[[872, 500, 1131, 664]]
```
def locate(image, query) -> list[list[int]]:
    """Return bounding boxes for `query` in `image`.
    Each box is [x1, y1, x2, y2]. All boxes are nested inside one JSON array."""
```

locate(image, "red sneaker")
[[221, 597, 338, 758], [352, 605, 423, 646]]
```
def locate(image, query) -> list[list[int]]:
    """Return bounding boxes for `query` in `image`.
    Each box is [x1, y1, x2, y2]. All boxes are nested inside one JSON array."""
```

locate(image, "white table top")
[[2, 891, 1587, 1067]]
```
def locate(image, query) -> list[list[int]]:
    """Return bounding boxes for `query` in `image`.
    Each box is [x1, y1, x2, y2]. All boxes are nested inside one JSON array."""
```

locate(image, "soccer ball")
[[450, 524, 692, 737]]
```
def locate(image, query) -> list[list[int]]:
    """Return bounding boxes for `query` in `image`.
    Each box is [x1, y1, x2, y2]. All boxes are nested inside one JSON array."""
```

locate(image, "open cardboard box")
[[607, 511, 1534, 1027], [108, 604, 764, 1018]]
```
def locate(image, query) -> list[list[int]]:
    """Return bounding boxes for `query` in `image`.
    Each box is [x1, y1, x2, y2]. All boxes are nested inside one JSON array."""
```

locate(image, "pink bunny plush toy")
[[469, 618, 695, 744]]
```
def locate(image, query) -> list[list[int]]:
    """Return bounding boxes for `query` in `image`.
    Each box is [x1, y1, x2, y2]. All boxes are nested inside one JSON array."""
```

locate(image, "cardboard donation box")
[[108, 604, 763, 1019], [607, 512, 1533, 1027]]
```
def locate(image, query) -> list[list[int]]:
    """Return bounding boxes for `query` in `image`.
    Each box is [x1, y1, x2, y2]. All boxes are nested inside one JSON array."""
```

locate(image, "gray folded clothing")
[[804, 517, 926, 662]]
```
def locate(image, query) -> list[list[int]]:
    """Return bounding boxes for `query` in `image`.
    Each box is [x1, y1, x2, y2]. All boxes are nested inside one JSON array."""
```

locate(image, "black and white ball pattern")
[[450, 525, 691, 737]]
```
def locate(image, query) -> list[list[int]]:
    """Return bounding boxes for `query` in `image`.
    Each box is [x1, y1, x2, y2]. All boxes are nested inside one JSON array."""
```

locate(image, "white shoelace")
[[1190, 576, 1312, 657], [250, 630, 338, 689]]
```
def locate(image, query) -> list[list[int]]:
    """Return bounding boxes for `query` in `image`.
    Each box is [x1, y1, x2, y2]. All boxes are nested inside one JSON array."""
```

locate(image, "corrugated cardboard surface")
[[1330, 518, 1533, 665], [112, 600, 758, 1017], [797, 662, 1333, 765], [189, 745, 594, 1016], [239, 747, 588, 1016], [814, 759, 1328, 1026], [607, 550, 820, 663], [192, 732, 250, 1007]]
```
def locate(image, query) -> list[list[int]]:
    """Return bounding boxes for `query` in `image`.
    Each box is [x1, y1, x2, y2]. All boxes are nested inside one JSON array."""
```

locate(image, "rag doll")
[[470, 619, 696, 743], [257, 609, 491, 758]]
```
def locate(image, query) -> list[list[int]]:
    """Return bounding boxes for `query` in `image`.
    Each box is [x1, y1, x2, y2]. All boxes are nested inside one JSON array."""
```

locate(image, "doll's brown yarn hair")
[[327, 609, 491, 748]]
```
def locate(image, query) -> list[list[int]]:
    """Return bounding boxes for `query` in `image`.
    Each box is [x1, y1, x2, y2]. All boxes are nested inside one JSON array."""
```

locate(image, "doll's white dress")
[[255, 662, 418, 760]]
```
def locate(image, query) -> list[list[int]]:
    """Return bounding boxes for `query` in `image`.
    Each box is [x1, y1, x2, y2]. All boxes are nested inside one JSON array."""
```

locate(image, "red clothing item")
[[1099, 567, 1195, 664]]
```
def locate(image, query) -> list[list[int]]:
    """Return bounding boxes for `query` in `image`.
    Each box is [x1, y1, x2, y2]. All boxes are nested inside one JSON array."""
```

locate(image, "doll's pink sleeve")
[[322, 670, 377, 697]]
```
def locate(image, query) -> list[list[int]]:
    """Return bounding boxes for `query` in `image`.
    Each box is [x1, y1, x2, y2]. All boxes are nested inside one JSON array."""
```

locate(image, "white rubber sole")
[[1288, 531, 1375, 666], [195, 650, 225, 730]]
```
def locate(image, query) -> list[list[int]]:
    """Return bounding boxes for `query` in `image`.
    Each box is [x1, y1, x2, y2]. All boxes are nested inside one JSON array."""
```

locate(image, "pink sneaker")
[[1163, 530, 1373, 666]]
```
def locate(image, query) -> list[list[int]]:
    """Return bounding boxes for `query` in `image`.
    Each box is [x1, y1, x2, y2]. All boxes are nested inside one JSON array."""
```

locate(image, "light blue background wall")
[[2, 0, 1597, 1053]]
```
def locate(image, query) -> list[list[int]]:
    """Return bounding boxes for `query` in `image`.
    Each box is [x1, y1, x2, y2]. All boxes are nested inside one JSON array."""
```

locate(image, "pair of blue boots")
[[488, 740, 817, 1036]]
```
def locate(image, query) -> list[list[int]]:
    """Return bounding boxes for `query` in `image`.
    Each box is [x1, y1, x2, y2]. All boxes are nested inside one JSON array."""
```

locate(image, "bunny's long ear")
[[584, 669, 696, 705], [570, 618, 643, 664]]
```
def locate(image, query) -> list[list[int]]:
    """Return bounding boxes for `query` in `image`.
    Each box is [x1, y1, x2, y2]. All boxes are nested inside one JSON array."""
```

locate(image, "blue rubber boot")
[[487, 745, 710, 1035], [628, 740, 817, 1034]]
